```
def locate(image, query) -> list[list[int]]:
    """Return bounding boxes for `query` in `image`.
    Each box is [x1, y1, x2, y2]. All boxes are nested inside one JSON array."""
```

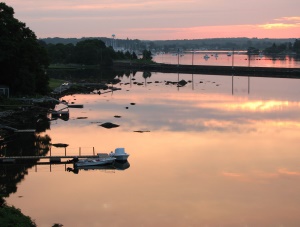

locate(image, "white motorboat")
[[108, 148, 129, 161], [74, 157, 116, 167]]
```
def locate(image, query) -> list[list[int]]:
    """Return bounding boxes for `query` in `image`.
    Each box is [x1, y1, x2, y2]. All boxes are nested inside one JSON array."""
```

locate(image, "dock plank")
[[0, 153, 108, 162]]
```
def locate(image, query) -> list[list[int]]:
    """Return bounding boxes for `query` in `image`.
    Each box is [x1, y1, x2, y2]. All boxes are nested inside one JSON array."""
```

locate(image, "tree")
[[142, 50, 152, 61], [132, 52, 138, 59], [247, 47, 259, 55], [0, 3, 49, 95], [73, 39, 109, 65], [293, 39, 300, 54]]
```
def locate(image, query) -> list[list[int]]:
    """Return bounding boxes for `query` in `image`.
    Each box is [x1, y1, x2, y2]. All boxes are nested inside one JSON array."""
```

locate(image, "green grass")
[[49, 78, 65, 90]]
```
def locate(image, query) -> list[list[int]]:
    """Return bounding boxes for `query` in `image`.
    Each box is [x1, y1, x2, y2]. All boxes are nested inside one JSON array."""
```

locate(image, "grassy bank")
[[49, 78, 66, 90]]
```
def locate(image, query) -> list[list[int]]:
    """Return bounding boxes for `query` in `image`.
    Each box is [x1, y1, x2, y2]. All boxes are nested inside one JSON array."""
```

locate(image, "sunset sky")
[[4, 0, 300, 40]]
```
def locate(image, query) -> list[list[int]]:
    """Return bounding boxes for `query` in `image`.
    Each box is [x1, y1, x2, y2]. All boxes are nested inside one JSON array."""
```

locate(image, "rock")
[[100, 122, 120, 129], [52, 143, 69, 148], [178, 80, 187, 86], [133, 130, 150, 133]]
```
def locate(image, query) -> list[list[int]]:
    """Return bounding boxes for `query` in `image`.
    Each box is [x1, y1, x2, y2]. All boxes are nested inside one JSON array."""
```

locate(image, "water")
[[5, 72, 300, 226], [153, 51, 300, 68], [4, 68, 300, 226]]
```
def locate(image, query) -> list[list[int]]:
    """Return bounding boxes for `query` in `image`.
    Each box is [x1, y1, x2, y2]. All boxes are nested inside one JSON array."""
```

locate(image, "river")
[[153, 51, 300, 68], [3, 58, 300, 227]]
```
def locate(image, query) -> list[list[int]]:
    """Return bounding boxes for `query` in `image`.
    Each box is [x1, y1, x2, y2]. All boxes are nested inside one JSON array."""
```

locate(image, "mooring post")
[[93, 147, 95, 155], [79, 147, 81, 156], [64, 147, 66, 156]]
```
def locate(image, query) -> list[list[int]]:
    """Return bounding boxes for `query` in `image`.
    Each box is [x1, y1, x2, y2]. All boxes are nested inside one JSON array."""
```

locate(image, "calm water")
[[5, 70, 300, 226], [153, 52, 300, 68]]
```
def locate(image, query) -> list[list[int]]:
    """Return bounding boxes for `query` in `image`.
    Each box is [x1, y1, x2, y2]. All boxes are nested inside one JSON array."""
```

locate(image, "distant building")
[[0, 85, 9, 98]]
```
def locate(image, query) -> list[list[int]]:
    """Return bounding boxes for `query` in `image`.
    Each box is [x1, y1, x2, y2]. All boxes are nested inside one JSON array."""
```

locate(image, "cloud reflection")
[[60, 73, 300, 135], [222, 168, 300, 183]]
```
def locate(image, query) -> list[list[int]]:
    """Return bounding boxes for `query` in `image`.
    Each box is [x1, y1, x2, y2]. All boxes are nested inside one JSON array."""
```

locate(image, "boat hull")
[[74, 157, 116, 167]]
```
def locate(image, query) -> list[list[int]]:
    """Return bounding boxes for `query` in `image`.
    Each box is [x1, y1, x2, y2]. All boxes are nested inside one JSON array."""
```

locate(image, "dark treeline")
[[245, 39, 300, 55], [42, 37, 146, 50], [0, 3, 49, 96], [42, 37, 298, 53], [263, 39, 300, 55], [41, 39, 140, 66], [152, 38, 299, 52]]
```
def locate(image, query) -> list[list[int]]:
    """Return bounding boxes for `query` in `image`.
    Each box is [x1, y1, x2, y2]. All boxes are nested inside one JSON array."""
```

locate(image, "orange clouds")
[[259, 23, 298, 29], [255, 16, 300, 33]]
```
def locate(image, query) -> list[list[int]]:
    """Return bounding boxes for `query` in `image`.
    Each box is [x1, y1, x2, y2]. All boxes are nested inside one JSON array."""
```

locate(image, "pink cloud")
[[274, 16, 300, 22], [123, 23, 300, 39]]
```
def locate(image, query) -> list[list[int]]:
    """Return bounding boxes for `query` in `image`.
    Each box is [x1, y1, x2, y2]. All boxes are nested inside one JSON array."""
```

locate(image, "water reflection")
[[4, 71, 300, 226], [67, 160, 130, 174], [153, 52, 300, 68]]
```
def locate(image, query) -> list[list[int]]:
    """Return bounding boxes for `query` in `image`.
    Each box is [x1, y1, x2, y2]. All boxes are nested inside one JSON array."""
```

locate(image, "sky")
[[3, 0, 300, 40]]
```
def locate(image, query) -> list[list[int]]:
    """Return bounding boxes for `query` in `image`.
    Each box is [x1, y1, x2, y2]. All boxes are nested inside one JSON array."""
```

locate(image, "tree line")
[[41, 39, 140, 66], [0, 3, 49, 96], [263, 39, 300, 55]]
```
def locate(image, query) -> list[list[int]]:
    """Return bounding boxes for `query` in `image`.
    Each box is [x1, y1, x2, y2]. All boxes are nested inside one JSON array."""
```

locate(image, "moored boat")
[[204, 54, 210, 60], [74, 157, 116, 167], [108, 148, 129, 161]]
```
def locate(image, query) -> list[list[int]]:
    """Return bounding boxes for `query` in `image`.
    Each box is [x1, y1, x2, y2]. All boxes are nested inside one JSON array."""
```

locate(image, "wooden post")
[[232, 48, 234, 69], [93, 147, 95, 155], [64, 147, 66, 156], [192, 49, 194, 65], [79, 147, 81, 156], [177, 48, 179, 67]]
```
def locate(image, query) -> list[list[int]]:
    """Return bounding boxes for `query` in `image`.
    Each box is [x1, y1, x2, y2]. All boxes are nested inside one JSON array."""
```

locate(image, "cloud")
[[258, 23, 299, 30], [258, 16, 300, 30], [5, 0, 300, 39], [274, 16, 300, 22]]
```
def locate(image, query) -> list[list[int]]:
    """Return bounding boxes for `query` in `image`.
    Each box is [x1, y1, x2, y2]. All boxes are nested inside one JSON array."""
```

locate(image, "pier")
[[0, 153, 108, 163], [113, 61, 300, 78], [0, 146, 109, 164]]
